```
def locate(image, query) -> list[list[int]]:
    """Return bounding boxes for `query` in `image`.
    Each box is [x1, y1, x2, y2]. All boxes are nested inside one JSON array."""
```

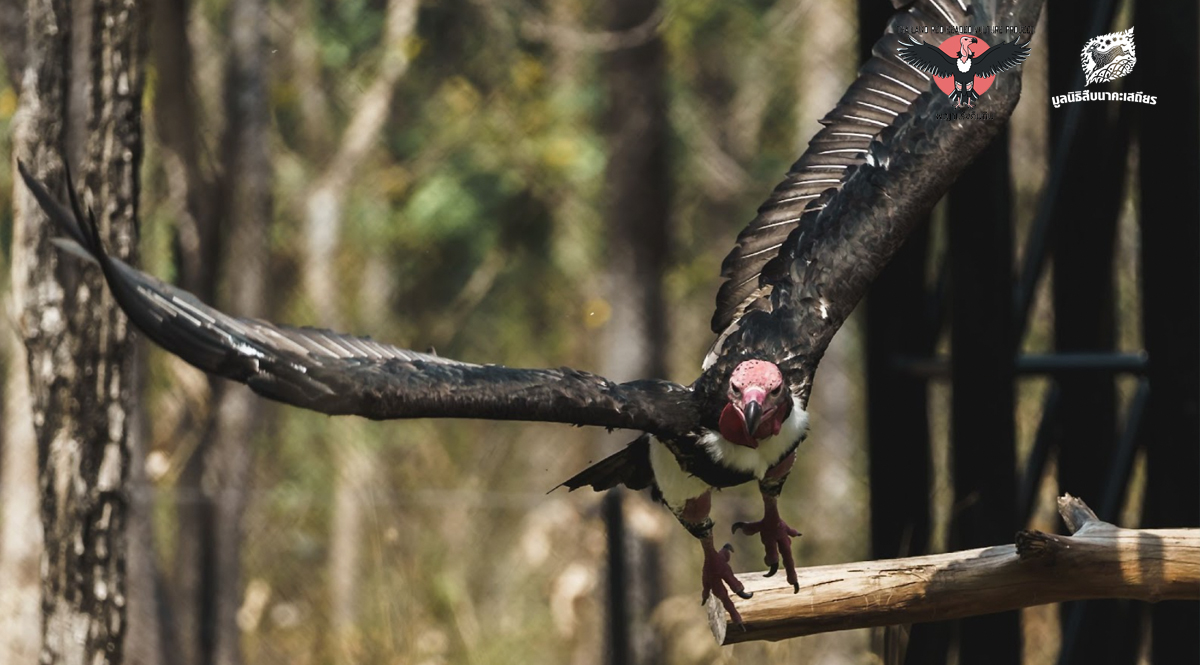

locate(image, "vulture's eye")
[[771, 386, 782, 396]]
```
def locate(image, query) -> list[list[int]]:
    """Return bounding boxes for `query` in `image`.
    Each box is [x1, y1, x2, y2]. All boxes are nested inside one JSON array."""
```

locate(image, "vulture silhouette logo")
[[898, 34, 1032, 108], [1082, 27, 1136, 86]]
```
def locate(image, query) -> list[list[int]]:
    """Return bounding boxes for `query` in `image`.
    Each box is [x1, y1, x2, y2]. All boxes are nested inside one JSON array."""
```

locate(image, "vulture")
[[897, 34, 1032, 108], [20, 0, 1024, 625]]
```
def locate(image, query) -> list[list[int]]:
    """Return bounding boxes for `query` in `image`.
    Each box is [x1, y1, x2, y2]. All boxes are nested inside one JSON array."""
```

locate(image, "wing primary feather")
[[739, 242, 785, 260], [855, 101, 900, 116], [708, 0, 968, 337], [768, 194, 821, 206], [864, 86, 913, 105], [875, 72, 922, 95], [844, 115, 890, 127], [18, 164, 699, 436], [929, 0, 956, 26], [756, 216, 806, 231]]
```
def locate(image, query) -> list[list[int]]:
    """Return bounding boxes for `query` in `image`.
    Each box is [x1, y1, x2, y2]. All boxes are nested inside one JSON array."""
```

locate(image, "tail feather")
[[556, 435, 653, 493]]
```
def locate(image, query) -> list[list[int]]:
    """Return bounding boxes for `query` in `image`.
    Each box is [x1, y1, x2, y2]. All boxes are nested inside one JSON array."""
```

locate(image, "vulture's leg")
[[732, 450, 801, 593], [649, 437, 750, 621], [674, 490, 752, 623]]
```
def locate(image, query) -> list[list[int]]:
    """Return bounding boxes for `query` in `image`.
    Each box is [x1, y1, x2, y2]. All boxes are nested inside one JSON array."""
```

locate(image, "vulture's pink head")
[[959, 36, 978, 59], [719, 360, 792, 448]]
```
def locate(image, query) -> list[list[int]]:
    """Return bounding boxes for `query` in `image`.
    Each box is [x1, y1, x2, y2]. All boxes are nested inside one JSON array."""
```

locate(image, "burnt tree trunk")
[[12, 0, 146, 663], [948, 133, 1019, 663], [860, 0, 931, 566], [1137, 0, 1200, 661], [1046, 4, 1135, 662], [600, 0, 669, 662], [857, 3, 941, 662]]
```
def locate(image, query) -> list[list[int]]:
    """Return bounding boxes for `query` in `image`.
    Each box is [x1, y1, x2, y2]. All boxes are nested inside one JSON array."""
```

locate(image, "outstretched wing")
[[19, 163, 699, 437], [970, 38, 1032, 78], [895, 37, 960, 79], [718, 9, 1036, 406], [708, 0, 967, 353]]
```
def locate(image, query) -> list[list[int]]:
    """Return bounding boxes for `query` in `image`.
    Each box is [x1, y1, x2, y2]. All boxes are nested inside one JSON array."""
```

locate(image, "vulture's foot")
[[700, 539, 751, 624], [733, 507, 801, 593]]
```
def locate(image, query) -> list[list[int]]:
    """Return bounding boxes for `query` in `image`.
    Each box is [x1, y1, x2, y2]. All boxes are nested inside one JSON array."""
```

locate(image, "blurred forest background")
[[0, 0, 1194, 664]]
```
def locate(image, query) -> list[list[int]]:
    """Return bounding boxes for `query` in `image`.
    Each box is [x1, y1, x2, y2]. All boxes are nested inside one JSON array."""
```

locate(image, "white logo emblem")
[[1081, 27, 1136, 86]]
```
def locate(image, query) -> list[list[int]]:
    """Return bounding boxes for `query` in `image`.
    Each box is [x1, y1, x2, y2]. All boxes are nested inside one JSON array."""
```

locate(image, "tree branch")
[[708, 495, 1200, 645]]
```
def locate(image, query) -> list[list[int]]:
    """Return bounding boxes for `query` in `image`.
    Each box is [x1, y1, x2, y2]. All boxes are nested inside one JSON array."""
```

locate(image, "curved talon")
[[736, 588, 753, 600], [731, 522, 745, 535], [701, 540, 748, 624], [734, 508, 801, 593]]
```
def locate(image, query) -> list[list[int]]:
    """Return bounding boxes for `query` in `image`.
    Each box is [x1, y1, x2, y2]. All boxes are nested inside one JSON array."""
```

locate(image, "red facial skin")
[[718, 360, 792, 448]]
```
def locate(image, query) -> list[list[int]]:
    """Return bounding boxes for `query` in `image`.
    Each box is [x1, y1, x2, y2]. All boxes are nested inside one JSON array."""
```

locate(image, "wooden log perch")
[[708, 495, 1200, 645]]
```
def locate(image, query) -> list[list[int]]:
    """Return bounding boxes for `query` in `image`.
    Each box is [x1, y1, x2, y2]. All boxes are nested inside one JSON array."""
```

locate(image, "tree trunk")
[[0, 0, 26, 90], [948, 133, 1018, 663], [199, 3, 276, 664], [1136, 1, 1200, 662], [1046, 4, 1135, 662], [147, 3, 221, 664], [599, 0, 669, 662], [150, 0, 218, 302], [123, 344, 170, 665], [794, 5, 869, 664], [145, 2, 274, 662], [0, 312, 42, 663], [12, 1, 146, 664], [856, 3, 940, 661]]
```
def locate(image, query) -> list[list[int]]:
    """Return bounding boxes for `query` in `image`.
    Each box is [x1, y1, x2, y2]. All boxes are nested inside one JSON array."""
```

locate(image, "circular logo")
[[930, 35, 996, 97]]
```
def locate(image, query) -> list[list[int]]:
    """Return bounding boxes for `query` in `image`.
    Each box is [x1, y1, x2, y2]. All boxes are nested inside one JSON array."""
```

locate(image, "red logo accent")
[[931, 35, 996, 98]]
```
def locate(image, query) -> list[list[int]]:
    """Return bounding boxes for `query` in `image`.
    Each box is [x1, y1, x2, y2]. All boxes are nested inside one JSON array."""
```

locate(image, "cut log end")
[[705, 592, 727, 645]]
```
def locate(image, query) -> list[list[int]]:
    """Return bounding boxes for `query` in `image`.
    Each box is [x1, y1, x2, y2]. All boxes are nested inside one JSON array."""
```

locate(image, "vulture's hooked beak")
[[742, 400, 763, 439], [719, 387, 772, 448]]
